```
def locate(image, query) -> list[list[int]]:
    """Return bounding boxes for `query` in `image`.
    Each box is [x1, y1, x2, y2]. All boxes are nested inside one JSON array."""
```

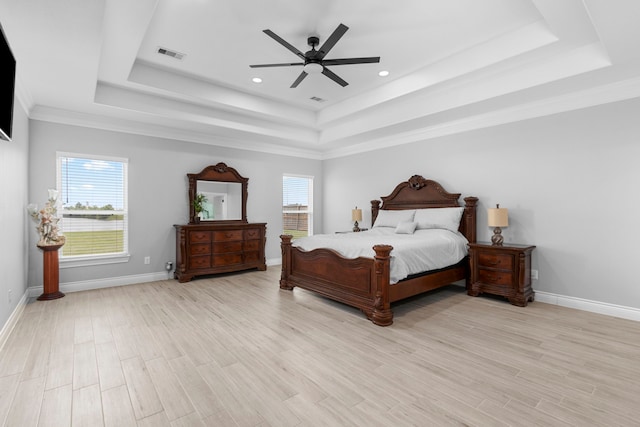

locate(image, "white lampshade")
[[488, 205, 508, 227], [352, 208, 363, 222]]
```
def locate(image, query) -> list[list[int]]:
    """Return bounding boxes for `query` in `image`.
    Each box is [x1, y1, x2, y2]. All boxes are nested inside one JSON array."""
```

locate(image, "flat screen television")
[[0, 22, 16, 142]]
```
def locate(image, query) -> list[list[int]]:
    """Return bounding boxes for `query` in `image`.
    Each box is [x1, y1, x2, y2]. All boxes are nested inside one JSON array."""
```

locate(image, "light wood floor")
[[1, 268, 640, 426]]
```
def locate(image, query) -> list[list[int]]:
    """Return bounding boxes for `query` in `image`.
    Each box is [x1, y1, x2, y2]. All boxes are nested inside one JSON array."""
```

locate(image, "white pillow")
[[373, 209, 415, 228], [414, 207, 464, 232], [395, 221, 417, 234]]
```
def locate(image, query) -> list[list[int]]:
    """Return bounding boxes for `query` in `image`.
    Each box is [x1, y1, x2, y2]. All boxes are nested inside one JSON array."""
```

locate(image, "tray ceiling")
[[2, 0, 640, 158]]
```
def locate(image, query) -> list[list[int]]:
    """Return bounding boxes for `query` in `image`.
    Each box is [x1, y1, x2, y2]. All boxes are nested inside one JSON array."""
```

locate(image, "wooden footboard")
[[280, 235, 394, 326]]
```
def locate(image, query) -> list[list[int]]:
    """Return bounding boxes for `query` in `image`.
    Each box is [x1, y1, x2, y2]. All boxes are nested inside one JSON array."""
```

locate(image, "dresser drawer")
[[189, 243, 211, 256], [213, 253, 243, 266], [213, 241, 243, 253], [244, 240, 260, 251], [214, 230, 243, 241], [189, 255, 211, 269], [478, 269, 514, 286], [244, 251, 260, 263], [244, 228, 262, 240], [477, 252, 514, 270], [189, 231, 211, 243]]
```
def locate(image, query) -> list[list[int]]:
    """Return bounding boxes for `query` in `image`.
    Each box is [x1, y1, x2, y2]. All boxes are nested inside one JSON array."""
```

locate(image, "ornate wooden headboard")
[[370, 175, 478, 243]]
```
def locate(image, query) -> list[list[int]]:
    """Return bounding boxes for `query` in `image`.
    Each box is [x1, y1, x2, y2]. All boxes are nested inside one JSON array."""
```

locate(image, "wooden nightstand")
[[468, 242, 536, 306]]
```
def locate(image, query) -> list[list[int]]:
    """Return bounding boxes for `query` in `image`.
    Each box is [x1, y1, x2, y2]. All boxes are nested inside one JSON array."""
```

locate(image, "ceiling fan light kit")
[[303, 62, 323, 74], [249, 23, 380, 88]]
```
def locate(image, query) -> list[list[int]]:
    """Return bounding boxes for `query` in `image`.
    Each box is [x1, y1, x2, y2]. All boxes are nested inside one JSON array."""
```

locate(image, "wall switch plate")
[[144, 256, 150, 265], [531, 269, 538, 280]]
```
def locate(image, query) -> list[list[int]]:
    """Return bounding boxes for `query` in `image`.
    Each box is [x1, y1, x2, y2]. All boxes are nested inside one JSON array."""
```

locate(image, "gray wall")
[[0, 98, 29, 331], [7, 94, 640, 332], [323, 98, 640, 309], [27, 121, 323, 286]]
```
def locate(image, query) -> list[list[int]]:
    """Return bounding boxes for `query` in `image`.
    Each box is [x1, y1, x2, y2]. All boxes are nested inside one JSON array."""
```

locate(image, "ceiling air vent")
[[310, 96, 326, 103], [157, 47, 185, 60]]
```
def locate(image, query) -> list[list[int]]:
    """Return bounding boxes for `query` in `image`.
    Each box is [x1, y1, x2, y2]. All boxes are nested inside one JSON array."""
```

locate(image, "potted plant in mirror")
[[193, 192, 207, 223]]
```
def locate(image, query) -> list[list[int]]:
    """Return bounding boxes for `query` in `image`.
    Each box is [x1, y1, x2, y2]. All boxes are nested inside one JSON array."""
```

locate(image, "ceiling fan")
[[249, 23, 380, 88]]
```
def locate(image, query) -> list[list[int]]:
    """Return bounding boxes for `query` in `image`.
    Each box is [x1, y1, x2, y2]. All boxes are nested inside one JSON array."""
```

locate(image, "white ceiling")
[[2, 0, 640, 159]]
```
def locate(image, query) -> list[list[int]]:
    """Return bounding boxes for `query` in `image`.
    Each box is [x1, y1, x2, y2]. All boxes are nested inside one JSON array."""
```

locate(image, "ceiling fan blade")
[[321, 67, 348, 87], [263, 29, 306, 60], [317, 23, 348, 59], [249, 62, 304, 68], [290, 71, 308, 88], [321, 57, 381, 66]]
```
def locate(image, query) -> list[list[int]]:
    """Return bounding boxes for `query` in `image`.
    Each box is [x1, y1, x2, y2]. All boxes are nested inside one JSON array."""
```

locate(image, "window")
[[57, 153, 128, 265], [282, 175, 313, 238]]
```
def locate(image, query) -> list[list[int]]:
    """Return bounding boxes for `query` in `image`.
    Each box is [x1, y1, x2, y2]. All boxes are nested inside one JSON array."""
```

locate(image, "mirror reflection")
[[197, 181, 242, 221]]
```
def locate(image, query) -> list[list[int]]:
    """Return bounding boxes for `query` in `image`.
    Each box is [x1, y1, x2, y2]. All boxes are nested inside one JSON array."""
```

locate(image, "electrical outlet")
[[144, 256, 150, 265], [531, 269, 538, 280]]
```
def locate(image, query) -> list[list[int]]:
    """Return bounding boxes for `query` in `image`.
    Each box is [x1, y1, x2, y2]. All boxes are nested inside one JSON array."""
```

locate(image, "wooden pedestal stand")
[[37, 242, 65, 301]]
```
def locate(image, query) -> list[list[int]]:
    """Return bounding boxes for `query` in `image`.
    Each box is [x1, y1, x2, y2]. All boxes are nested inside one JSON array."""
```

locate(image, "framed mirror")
[[188, 163, 248, 224]]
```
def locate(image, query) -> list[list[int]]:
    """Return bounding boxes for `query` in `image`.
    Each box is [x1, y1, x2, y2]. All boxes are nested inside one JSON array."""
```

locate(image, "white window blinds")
[[282, 175, 313, 238], [57, 153, 128, 259]]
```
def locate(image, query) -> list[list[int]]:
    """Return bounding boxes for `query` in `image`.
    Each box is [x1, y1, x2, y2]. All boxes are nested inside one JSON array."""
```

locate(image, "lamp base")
[[353, 221, 361, 232], [491, 227, 504, 246]]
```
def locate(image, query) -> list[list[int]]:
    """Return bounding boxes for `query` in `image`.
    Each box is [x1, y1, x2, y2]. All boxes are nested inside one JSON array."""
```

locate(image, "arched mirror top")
[[188, 162, 248, 224]]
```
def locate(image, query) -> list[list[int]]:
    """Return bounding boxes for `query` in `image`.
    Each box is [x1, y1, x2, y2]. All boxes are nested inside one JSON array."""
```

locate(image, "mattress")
[[292, 227, 469, 284]]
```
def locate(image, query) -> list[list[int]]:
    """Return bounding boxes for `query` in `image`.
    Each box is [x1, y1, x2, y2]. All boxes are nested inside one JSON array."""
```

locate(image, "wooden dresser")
[[174, 222, 266, 282]]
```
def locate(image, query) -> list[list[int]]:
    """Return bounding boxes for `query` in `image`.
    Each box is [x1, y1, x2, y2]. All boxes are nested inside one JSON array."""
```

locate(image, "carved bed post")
[[280, 235, 294, 290], [371, 244, 394, 326], [462, 197, 478, 290], [463, 196, 479, 244], [370, 200, 381, 227]]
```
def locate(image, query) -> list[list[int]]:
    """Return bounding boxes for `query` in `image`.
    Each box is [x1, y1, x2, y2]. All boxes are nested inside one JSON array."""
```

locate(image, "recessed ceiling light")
[[252, 77, 262, 83], [378, 70, 389, 77]]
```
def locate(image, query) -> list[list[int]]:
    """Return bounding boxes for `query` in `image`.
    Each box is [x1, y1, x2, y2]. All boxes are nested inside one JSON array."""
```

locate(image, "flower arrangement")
[[193, 193, 207, 215], [27, 189, 65, 246]]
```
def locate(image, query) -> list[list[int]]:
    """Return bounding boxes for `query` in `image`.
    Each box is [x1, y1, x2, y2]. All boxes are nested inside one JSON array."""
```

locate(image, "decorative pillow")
[[372, 209, 415, 228], [395, 221, 417, 234], [414, 207, 464, 232]]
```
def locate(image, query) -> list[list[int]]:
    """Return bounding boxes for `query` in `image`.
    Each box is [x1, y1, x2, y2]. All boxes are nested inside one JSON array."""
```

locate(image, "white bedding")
[[292, 228, 469, 284]]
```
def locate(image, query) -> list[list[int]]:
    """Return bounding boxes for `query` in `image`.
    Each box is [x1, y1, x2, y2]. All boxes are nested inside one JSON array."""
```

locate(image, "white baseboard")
[[28, 262, 282, 298], [26, 267, 638, 323], [28, 271, 171, 298], [266, 257, 280, 267], [534, 291, 640, 322], [0, 291, 28, 352]]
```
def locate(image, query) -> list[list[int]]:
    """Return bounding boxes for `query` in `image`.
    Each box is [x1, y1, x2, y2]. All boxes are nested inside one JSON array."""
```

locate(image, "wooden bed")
[[279, 175, 478, 326]]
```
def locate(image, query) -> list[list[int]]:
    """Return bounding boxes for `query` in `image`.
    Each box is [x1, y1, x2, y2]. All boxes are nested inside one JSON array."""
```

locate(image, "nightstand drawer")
[[477, 252, 514, 270], [478, 269, 514, 286]]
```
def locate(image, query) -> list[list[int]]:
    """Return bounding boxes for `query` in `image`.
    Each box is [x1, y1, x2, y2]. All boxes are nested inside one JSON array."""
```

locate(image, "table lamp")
[[352, 207, 363, 232], [488, 204, 508, 246]]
